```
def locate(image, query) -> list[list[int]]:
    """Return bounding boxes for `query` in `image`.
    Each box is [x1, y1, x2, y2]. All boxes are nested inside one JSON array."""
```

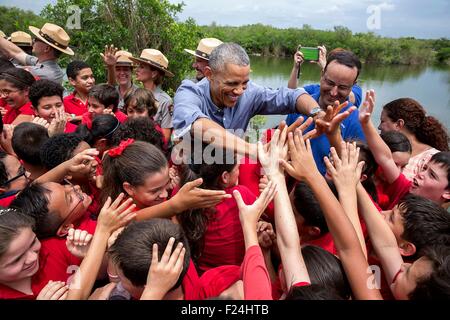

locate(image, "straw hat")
[[28, 23, 74, 55], [129, 49, 174, 77], [0, 30, 6, 39], [8, 31, 32, 47], [115, 50, 134, 66], [184, 38, 223, 61]]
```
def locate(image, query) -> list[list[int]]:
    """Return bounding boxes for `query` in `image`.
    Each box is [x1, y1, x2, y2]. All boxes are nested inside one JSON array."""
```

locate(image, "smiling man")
[[173, 42, 320, 157]]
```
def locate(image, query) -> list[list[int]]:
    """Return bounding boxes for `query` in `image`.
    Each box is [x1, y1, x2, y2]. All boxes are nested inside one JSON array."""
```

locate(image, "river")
[[248, 56, 450, 130]]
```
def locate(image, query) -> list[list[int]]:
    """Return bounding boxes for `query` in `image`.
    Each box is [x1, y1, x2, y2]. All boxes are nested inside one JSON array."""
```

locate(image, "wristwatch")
[[308, 107, 322, 118]]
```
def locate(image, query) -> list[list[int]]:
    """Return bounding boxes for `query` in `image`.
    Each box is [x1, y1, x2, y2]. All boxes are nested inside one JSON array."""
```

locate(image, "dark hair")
[[286, 283, 344, 300], [292, 181, 337, 234], [0, 58, 15, 73], [0, 207, 35, 259], [124, 88, 158, 117], [429, 152, 450, 190], [111, 117, 165, 153], [101, 141, 168, 205], [29, 79, 64, 109], [0, 150, 10, 188], [324, 50, 362, 81], [109, 219, 191, 290], [409, 245, 450, 300], [382, 98, 449, 152], [302, 245, 351, 299], [89, 84, 119, 112], [0, 67, 35, 90], [380, 131, 412, 154], [12, 122, 49, 166], [356, 141, 378, 202], [76, 114, 119, 147], [399, 194, 450, 256], [40, 133, 83, 170], [66, 60, 91, 81], [10, 183, 62, 239], [177, 144, 236, 262]]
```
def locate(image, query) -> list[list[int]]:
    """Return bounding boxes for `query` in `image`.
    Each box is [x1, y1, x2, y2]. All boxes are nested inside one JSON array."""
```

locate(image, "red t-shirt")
[[64, 121, 78, 133], [197, 185, 256, 274], [241, 245, 272, 300], [0, 193, 17, 207], [2, 101, 34, 124], [63, 92, 88, 116], [383, 173, 412, 209], [0, 237, 81, 300]]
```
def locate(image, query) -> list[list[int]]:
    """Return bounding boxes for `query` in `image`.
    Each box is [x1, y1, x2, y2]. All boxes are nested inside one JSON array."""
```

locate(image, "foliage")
[[38, 0, 201, 91], [0, 6, 46, 36], [201, 23, 447, 65]]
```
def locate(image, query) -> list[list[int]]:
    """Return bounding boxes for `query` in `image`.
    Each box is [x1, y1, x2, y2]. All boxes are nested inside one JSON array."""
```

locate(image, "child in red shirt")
[[0, 68, 35, 125]]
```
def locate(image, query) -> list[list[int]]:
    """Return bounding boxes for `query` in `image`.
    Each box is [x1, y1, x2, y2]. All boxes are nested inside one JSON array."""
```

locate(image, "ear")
[[107, 104, 115, 111], [68, 77, 77, 87], [221, 171, 229, 185], [308, 226, 322, 238], [57, 223, 73, 237], [94, 138, 108, 150], [442, 190, 450, 201], [122, 182, 134, 198], [204, 66, 213, 80], [398, 241, 416, 257], [395, 119, 405, 130], [360, 173, 368, 183]]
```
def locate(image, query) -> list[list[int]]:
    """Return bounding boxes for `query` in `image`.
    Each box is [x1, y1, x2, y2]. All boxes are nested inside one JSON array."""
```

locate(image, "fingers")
[[279, 159, 295, 177], [232, 189, 245, 209], [329, 147, 342, 170], [186, 178, 203, 189], [324, 156, 337, 177], [168, 242, 184, 267], [161, 237, 176, 264]]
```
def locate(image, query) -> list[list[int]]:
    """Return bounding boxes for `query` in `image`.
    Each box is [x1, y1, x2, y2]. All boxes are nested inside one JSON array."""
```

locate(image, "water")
[[248, 56, 450, 130]]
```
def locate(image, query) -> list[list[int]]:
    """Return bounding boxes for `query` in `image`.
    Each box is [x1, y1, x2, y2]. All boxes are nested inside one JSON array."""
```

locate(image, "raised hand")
[[315, 100, 356, 137], [257, 221, 276, 250], [36, 280, 68, 300], [258, 125, 288, 179], [293, 50, 305, 69], [168, 166, 180, 190], [359, 90, 376, 124], [324, 142, 365, 193], [172, 178, 232, 213], [48, 108, 67, 137], [312, 45, 327, 70], [97, 194, 137, 234], [233, 180, 277, 227], [100, 44, 119, 66], [66, 228, 93, 258], [280, 129, 319, 181], [32, 116, 50, 129], [66, 148, 99, 178], [140, 237, 186, 300]]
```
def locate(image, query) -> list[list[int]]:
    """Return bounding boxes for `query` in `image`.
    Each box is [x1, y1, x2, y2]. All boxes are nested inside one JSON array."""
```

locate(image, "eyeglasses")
[[60, 179, 85, 227], [0, 88, 20, 96], [321, 74, 353, 92], [0, 165, 28, 187]]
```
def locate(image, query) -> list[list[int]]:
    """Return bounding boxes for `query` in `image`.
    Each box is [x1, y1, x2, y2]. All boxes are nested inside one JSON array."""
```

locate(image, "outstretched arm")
[[0, 37, 27, 65], [281, 130, 382, 300], [359, 90, 400, 184]]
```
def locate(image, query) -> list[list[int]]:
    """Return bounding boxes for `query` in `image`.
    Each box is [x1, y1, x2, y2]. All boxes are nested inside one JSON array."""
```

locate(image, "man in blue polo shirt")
[[286, 49, 365, 175], [173, 42, 321, 158]]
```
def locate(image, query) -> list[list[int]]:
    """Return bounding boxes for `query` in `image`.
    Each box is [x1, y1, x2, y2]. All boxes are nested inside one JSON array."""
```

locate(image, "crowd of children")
[[0, 22, 449, 301]]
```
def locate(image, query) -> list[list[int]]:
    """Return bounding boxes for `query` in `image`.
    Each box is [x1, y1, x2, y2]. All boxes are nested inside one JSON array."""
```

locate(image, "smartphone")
[[299, 46, 319, 61]]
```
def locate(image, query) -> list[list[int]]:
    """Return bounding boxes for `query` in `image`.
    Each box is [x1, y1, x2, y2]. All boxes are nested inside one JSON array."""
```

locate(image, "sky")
[[1, 0, 449, 39]]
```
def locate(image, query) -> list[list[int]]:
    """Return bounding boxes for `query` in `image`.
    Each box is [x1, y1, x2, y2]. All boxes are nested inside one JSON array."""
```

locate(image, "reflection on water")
[[249, 56, 450, 130]]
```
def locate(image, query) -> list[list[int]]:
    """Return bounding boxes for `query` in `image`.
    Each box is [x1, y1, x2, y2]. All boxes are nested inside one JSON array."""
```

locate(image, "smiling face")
[[0, 227, 41, 284], [207, 63, 250, 108], [0, 79, 29, 109], [69, 68, 95, 95], [390, 256, 433, 300], [135, 64, 154, 83], [410, 160, 450, 204], [34, 95, 64, 122], [123, 166, 170, 209], [319, 61, 357, 108], [115, 65, 132, 86]]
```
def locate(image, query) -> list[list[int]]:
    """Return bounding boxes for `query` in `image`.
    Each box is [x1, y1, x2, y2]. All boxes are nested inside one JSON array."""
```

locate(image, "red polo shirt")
[[63, 92, 88, 116], [2, 101, 34, 124], [0, 237, 81, 300]]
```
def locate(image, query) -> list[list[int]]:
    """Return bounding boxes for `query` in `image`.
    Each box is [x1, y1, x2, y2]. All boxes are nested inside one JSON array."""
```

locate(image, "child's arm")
[[33, 148, 99, 184], [67, 194, 136, 300], [100, 45, 118, 86], [258, 127, 311, 289], [356, 182, 404, 285], [325, 142, 367, 258], [359, 90, 400, 184], [233, 181, 277, 300], [140, 238, 186, 300], [281, 130, 382, 300], [134, 178, 231, 220]]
